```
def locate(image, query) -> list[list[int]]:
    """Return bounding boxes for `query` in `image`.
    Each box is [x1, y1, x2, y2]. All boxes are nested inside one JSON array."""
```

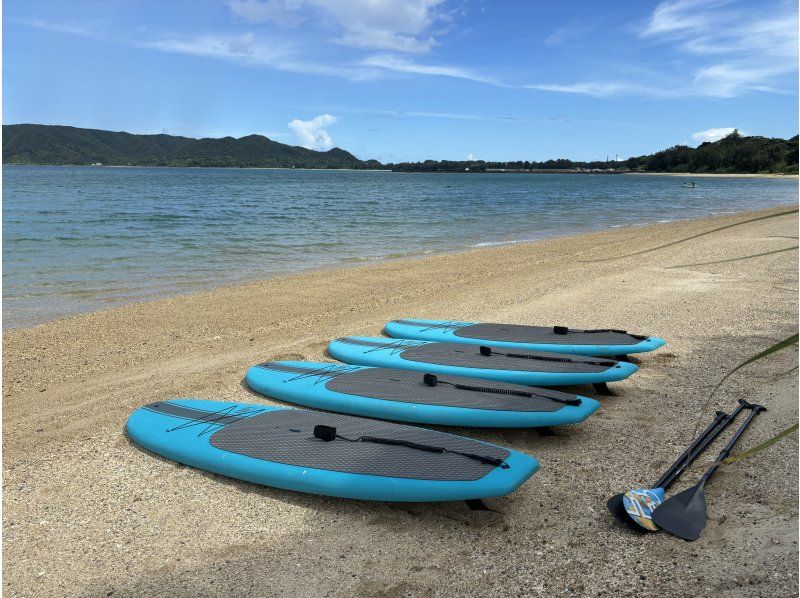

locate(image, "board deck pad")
[[384, 319, 666, 357], [209, 408, 509, 481], [393, 320, 644, 345], [455, 323, 642, 345], [257, 362, 570, 412], [335, 337, 614, 373], [129, 399, 540, 501], [145, 401, 261, 425]]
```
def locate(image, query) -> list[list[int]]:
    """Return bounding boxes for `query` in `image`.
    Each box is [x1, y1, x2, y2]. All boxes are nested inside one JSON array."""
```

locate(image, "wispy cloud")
[[544, 19, 599, 45], [527, 81, 675, 98], [19, 17, 368, 79], [227, 0, 446, 54], [18, 17, 108, 39], [316, 106, 526, 122], [288, 113, 339, 150], [228, 0, 306, 27], [361, 54, 501, 85], [144, 33, 271, 61], [17, 4, 497, 88], [691, 126, 738, 142], [19, 14, 495, 84], [530, 0, 798, 98], [639, 0, 730, 37]]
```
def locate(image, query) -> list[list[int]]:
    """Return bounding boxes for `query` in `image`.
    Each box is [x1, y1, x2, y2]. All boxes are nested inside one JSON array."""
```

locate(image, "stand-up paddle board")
[[327, 337, 637, 387], [127, 399, 538, 502], [246, 361, 601, 428], [384, 319, 665, 358]]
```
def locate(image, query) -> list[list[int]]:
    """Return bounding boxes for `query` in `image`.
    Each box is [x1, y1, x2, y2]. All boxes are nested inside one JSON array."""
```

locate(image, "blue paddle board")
[[384, 319, 666, 357], [127, 399, 539, 502], [246, 361, 601, 428], [327, 337, 638, 386]]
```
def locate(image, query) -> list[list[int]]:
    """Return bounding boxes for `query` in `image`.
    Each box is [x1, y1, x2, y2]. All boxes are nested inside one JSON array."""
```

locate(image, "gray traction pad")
[[257, 363, 568, 412], [328, 368, 568, 411], [399, 343, 612, 373], [209, 409, 509, 481], [394, 320, 643, 346], [333, 337, 614, 373], [144, 402, 265, 425]]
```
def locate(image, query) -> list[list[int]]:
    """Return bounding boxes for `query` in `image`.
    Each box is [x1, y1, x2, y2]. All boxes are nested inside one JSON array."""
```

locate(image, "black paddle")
[[620, 400, 757, 530], [651, 402, 767, 541], [606, 409, 728, 528]]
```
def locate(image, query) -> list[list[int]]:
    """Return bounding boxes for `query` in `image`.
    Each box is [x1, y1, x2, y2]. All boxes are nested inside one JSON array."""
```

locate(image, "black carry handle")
[[478, 345, 616, 367], [312, 424, 508, 468], [553, 326, 648, 340], [422, 373, 581, 406]]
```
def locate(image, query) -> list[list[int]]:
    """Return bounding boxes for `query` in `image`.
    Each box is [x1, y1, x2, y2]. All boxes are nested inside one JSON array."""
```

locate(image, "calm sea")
[[3, 165, 797, 328]]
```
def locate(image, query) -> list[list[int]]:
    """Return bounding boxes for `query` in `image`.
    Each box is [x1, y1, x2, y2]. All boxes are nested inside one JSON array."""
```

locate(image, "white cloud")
[[227, 0, 445, 53], [19, 11, 488, 84], [544, 19, 598, 45], [530, 0, 798, 98], [642, 0, 797, 96], [692, 62, 791, 97], [145, 33, 261, 59], [361, 54, 499, 85], [640, 0, 730, 38], [288, 114, 339, 150], [228, 0, 306, 27], [691, 127, 738, 142], [527, 82, 652, 98], [301, 105, 528, 122]]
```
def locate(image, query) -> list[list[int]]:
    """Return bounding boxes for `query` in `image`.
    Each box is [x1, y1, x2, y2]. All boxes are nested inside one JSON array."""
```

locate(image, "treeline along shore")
[[3, 124, 798, 174]]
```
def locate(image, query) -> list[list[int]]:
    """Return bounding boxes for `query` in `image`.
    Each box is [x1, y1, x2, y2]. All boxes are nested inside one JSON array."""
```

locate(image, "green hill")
[[2, 124, 370, 168], [386, 131, 798, 174], [4, 124, 796, 174], [629, 130, 799, 174]]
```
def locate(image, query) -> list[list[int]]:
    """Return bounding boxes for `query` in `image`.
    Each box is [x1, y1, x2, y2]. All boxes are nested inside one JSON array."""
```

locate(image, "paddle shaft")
[[653, 410, 729, 490], [656, 401, 754, 490], [698, 404, 767, 487]]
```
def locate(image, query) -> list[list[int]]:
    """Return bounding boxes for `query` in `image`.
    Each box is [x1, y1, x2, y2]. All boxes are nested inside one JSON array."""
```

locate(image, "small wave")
[[473, 237, 539, 248]]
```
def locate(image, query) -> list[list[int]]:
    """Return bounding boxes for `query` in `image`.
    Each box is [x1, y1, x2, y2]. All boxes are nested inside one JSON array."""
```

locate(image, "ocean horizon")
[[3, 164, 797, 329]]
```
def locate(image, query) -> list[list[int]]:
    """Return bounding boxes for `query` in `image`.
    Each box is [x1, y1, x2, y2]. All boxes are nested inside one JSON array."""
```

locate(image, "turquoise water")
[[3, 165, 797, 328]]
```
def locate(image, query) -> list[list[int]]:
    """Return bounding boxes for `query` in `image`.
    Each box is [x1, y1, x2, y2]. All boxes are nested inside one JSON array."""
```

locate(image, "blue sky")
[[4, 0, 798, 162]]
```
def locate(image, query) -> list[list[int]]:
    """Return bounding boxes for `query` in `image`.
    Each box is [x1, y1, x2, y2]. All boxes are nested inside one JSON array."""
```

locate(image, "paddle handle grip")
[[702, 403, 767, 483]]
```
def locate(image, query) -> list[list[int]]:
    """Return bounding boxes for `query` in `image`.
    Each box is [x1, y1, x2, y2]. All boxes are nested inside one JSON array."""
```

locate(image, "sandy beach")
[[3, 206, 798, 597]]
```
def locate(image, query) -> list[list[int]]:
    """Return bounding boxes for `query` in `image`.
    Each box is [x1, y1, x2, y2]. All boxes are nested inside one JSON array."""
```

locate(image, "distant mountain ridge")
[[2, 124, 377, 169], [4, 124, 797, 174]]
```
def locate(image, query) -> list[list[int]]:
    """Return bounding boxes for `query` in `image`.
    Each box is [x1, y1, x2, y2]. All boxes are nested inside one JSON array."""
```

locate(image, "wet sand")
[[3, 206, 798, 597]]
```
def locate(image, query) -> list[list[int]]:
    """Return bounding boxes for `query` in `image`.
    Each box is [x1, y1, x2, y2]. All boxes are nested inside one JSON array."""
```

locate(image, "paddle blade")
[[607, 493, 646, 530], [622, 487, 665, 531], [607, 494, 629, 524], [651, 483, 707, 541]]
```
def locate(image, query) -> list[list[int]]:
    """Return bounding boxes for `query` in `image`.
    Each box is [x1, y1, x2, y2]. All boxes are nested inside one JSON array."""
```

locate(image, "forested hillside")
[[3, 124, 372, 168]]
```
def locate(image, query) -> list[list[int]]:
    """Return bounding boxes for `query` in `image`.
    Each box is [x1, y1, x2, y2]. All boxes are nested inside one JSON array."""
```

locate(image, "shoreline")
[[625, 171, 798, 179], [5, 203, 797, 332], [4, 206, 798, 596], [5, 163, 797, 177], [3, 163, 391, 172]]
